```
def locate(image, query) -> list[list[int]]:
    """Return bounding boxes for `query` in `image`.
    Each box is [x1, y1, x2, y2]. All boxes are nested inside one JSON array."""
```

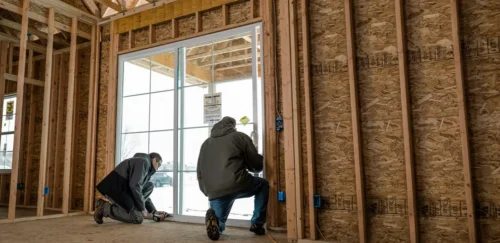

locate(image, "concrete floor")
[[0, 206, 60, 219], [0, 215, 286, 242]]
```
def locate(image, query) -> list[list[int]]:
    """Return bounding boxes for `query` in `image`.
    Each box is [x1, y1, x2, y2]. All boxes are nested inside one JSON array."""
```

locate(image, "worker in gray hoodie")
[[197, 116, 269, 241]]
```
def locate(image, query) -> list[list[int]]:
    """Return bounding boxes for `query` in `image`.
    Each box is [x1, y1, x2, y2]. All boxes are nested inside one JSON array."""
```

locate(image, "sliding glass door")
[[116, 23, 264, 226]]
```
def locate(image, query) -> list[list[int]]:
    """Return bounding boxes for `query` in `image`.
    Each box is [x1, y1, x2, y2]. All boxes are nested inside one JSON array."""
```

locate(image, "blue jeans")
[[209, 176, 269, 233]]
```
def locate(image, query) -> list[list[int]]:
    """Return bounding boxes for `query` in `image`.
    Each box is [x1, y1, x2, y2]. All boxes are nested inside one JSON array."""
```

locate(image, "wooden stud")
[[262, 0, 278, 227], [129, 30, 135, 49], [45, 54, 59, 208], [394, 1, 418, 242], [0, 175, 6, 203], [300, 0, 316, 238], [9, 0, 30, 222], [37, 7, 55, 216], [344, 0, 366, 242], [106, 23, 119, 173], [84, 24, 98, 213], [0, 41, 6, 123], [149, 24, 155, 44], [222, 4, 229, 26], [250, 0, 255, 18], [171, 18, 178, 39], [52, 54, 65, 208], [195, 12, 202, 33], [450, 0, 477, 241], [288, 0, 303, 239], [69, 48, 80, 210], [8, 44, 13, 74], [62, 17, 78, 215], [279, 0, 297, 239], [24, 49, 35, 206], [89, 26, 101, 211]]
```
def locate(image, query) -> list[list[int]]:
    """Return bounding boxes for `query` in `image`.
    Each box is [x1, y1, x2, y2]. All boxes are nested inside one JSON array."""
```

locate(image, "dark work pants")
[[209, 177, 269, 233], [103, 181, 155, 224]]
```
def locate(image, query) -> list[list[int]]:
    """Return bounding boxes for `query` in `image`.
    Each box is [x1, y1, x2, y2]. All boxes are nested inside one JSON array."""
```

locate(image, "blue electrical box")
[[44, 186, 49, 195], [278, 191, 286, 202], [313, 195, 321, 208], [17, 183, 23, 190], [276, 117, 283, 132]]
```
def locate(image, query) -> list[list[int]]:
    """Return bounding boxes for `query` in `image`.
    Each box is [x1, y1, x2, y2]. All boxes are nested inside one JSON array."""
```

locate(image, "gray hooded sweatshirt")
[[197, 117, 263, 200]]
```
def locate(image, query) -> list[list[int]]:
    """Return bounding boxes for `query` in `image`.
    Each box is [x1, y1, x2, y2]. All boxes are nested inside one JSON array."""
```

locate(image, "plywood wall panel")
[[133, 27, 150, 48], [178, 15, 196, 37], [228, 1, 251, 25], [155, 21, 173, 43], [460, 0, 500, 242], [202, 9, 223, 31]]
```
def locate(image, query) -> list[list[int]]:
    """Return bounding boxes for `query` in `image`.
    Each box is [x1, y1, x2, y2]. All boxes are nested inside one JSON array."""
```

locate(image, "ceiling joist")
[[0, 32, 46, 54], [0, 17, 69, 45], [35, 0, 99, 24], [94, 0, 122, 12], [81, 0, 100, 17]]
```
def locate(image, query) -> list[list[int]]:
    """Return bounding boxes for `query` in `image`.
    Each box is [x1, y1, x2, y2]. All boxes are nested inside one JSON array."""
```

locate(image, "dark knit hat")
[[149, 152, 162, 162]]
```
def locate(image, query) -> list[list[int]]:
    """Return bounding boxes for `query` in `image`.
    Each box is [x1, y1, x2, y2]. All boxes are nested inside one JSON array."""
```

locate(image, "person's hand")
[[142, 209, 148, 217]]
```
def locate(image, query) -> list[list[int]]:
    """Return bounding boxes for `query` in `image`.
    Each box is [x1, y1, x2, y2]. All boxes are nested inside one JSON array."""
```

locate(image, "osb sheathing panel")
[[228, 1, 251, 25], [460, 0, 500, 241], [73, 48, 91, 210], [154, 21, 173, 43], [307, 0, 359, 240], [95, 39, 110, 200], [119, 33, 130, 52], [353, 0, 408, 241], [202, 8, 223, 31], [133, 27, 150, 48], [405, 0, 468, 241], [178, 15, 196, 37]]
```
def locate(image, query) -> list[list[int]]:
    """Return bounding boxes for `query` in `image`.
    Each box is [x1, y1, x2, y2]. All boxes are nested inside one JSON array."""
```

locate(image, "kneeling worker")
[[197, 116, 269, 240], [94, 152, 169, 224]]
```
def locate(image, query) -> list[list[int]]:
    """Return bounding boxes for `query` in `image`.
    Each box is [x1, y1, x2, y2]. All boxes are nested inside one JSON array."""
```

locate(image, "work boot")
[[205, 208, 220, 241], [249, 224, 265, 235], [94, 198, 106, 224]]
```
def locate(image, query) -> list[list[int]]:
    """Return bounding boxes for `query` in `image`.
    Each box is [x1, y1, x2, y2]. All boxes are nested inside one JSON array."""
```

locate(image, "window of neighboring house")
[[0, 95, 16, 173]]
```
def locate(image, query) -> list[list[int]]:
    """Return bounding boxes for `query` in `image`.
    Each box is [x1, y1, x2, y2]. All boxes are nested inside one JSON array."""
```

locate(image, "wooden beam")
[[149, 54, 211, 83], [8, 0, 30, 222], [250, 0, 255, 18], [223, 4, 229, 26], [3, 73, 45, 87], [118, 17, 262, 55], [45, 54, 58, 208], [288, 0, 303, 238], [69, 47, 79, 210], [38, 8, 55, 216], [148, 24, 155, 44], [0, 17, 69, 46], [394, 0, 418, 242], [8, 43, 13, 73], [0, 1, 91, 40], [129, 30, 135, 49], [52, 54, 65, 208], [23, 49, 35, 206], [94, 0, 121, 12], [62, 17, 77, 215], [186, 43, 252, 61], [0, 32, 46, 54], [88, 26, 100, 211], [450, 0, 477, 241], [171, 18, 178, 39], [195, 11, 202, 33], [82, 0, 100, 16], [99, 0, 177, 24], [106, 23, 118, 173], [84, 24, 97, 213], [344, 0, 366, 242], [0, 175, 6, 203], [300, 0, 316, 238], [35, 0, 99, 24], [279, 0, 297, 239]]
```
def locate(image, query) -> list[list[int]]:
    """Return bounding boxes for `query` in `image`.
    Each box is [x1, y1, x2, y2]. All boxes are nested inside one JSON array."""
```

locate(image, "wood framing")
[[53, 54, 65, 208], [288, 0, 303, 239], [172, 18, 178, 39], [45, 53, 59, 209], [95, 0, 121, 12], [223, 4, 229, 26], [81, 0, 100, 16], [0, 18, 69, 46], [279, 0, 297, 239], [84, 24, 97, 213], [35, 0, 99, 24], [8, 0, 30, 222], [195, 12, 202, 33], [24, 49, 35, 206], [7, 43, 13, 73], [148, 24, 155, 44], [0, 32, 46, 54], [0, 1, 91, 40], [344, 0, 366, 242], [394, 0, 418, 242], [62, 17, 78, 215], [106, 23, 119, 173], [3, 73, 45, 87], [450, 0, 477, 241], [262, 0, 278, 227], [300, 0, 316, 239], [0, 41, 7, 146], [15, 43, 91, 64]]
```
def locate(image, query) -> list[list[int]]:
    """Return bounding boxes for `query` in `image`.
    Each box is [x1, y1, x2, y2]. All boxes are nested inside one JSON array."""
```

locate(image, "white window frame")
[[116, 23, 265, 228], [0, 94, 17, 174]]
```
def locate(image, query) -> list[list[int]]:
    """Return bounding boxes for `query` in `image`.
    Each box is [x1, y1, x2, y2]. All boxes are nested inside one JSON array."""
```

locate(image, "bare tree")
[[121, 127, 137, 160]]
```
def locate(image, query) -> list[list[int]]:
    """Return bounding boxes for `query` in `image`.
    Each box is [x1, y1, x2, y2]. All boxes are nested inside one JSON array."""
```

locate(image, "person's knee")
[[131, 211, 144, 224]]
